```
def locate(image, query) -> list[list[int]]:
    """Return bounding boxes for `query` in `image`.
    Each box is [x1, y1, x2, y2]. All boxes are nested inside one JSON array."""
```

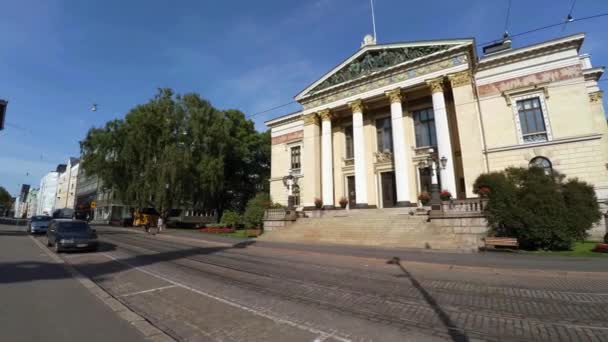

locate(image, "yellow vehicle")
[[133, 208, 160, 229]]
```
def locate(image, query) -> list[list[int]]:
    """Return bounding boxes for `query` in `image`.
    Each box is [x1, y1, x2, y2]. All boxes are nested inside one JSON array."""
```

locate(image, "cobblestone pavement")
[[37, 227, 608, 342]]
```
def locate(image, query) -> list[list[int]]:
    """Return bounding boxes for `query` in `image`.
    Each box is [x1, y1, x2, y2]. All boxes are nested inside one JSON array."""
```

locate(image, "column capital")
[[589, 91, 604, 103], [318, 109, 333, 121], [447, 71, 471, 88], [426, 77, 445, 93], [385, 89, 403, 104], [348, 99, 364, 113], [302, 113, 319, 126]]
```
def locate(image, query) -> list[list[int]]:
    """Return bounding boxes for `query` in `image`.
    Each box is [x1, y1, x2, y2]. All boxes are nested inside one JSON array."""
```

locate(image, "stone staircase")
[[260, 208, 478, 251]]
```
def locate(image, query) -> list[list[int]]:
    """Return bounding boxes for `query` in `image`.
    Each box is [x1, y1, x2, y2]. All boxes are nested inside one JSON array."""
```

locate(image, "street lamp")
[[418, 149, 448, 210]]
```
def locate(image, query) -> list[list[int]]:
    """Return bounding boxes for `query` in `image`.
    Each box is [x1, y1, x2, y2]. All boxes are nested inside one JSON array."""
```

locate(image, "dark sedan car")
[[46, 219, 98, 253], [28, 215, 52, 234]]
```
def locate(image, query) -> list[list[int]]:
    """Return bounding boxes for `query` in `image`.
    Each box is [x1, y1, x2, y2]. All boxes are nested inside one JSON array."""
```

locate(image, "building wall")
[[37, 172, 59, 215], [476, 43, 608, 200], [55, 162, 79, 210]]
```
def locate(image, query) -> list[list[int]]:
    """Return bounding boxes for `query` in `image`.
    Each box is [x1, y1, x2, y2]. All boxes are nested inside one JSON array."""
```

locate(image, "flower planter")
[[199, 227, 235, 234], [594, 243, 608, 253]]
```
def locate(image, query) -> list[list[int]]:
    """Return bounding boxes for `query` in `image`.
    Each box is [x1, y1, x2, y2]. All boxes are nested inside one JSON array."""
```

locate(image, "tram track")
[[89, 231, 608, 342]]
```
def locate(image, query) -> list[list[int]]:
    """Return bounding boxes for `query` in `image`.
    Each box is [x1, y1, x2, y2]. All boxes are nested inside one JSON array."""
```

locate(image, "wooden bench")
[[484, 237, 519, 250]]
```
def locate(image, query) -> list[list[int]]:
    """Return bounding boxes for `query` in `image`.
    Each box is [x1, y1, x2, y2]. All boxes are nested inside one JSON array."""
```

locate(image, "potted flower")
[[338, 197, 348, 209], [440, 190, 452, 201], [478, 186, 491, 198], [314, 198, 323, 209], [418, 192, 431, 206]]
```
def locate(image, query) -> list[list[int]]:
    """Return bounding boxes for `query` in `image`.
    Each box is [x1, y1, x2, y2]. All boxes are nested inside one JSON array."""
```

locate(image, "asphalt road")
[[0, 225, 147, 342], [3, 223, 608, 341]]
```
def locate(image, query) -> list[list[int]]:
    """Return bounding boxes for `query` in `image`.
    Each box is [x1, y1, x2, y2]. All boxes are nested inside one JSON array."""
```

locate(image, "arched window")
[[529, 156, 552, 175]]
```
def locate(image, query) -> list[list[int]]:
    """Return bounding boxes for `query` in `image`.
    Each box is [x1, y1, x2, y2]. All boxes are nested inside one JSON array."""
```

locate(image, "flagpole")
[[371, 0, 377, 43]]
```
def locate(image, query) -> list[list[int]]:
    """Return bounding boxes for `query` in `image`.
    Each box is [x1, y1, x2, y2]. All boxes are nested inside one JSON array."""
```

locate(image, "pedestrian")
[[157, 216, 164, 233]]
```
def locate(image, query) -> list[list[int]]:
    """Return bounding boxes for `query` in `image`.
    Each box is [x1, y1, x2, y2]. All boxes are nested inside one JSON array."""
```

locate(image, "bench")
[[483, 237, 519, 250]]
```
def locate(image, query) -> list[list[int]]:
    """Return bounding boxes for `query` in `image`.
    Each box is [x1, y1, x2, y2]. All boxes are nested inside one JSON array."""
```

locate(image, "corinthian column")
[[319, 109, 334, 208], [427, 77, 457, 196], [349, 100, 368, 208], [385, 89, 411, 206]]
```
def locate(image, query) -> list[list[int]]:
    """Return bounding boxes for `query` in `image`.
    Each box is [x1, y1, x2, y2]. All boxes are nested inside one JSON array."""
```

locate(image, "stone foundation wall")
[[430, 215, 490, 250]]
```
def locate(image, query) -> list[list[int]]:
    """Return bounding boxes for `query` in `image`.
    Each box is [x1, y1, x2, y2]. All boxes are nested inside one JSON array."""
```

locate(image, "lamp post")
[[418, 149, 448, 211]]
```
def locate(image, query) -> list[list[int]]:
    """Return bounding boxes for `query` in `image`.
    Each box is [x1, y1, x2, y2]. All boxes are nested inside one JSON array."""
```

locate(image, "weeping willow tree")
[[80, 89, 270, 214]]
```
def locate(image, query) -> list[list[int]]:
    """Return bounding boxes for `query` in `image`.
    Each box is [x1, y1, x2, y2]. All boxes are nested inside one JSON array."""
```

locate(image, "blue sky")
[[1, 0, 607, 195]]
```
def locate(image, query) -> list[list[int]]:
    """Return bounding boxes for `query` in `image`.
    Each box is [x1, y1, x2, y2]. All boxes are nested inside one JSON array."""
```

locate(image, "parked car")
[[46, 219, 98, 253], [27, 215, 52, 234], [52, 208, 75, 219]]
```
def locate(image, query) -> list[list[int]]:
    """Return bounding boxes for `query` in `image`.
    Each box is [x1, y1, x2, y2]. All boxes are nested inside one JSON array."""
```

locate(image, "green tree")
[[0, 186, 13, 213], [80, 89, 270, 216]]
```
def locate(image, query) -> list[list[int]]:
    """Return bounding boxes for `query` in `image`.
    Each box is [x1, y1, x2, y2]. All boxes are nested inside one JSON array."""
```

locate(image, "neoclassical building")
[[266, 33, 607, 209]]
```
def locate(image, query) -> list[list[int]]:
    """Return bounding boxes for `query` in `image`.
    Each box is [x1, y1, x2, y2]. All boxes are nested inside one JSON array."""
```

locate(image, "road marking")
[[101, 252, 352, 342], [119, 285, 177, 298]]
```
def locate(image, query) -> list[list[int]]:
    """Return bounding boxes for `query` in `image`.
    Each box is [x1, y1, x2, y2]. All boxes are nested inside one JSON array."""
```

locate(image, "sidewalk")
[[100, 225, 608, 273], [0, 226, 147, 342]]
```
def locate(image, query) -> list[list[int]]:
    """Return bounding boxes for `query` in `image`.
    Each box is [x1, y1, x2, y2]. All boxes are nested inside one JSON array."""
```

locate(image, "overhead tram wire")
[[244, 13, 608, 122]]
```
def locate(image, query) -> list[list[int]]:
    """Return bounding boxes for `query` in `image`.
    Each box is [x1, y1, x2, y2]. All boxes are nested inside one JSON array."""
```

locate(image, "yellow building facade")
[[267, 33, 607, 209]]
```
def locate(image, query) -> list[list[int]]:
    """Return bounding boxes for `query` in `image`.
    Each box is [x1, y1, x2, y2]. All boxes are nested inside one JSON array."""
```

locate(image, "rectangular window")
[[290, 146, 301, 171], [344, 126, 354, 159], [516, 98, 547, 143], [414, 108, 437, 148], [376, 117, 393, 152]]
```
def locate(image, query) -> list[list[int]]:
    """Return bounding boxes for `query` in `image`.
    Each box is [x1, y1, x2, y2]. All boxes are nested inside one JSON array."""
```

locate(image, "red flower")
[[478, 186, 491, 197]]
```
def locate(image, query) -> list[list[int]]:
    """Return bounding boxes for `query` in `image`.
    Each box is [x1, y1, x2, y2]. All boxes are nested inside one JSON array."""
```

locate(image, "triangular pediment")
[[296, 39, 473, 101]]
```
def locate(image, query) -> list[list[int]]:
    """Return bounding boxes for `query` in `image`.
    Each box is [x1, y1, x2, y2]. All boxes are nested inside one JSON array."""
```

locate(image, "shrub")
[[243, 193, 272, 229], [314, 198, 323, 209], [339, 197, 348, 208], [473, 167, 602, 250], [220, 210, 241, 228], [604, 232, 608, 244]]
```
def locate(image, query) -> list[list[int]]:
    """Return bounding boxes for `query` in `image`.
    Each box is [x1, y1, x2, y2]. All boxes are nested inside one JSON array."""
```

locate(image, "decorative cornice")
[[589, 91, 604, 103], [486, 133, 602, 153], [318, 109, 333, 121], [426, 77, 445, 93], [302, 113, 319, 126], [385, 89, 403, 104], [348, 99, 364, 113], [447, 71, 471, 88]]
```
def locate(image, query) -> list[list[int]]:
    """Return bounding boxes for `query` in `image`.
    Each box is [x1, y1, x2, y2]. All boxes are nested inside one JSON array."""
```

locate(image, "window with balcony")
[[414, 108, 437, 148], [344, 125, 354, 159], [516, 97, 548, 143], [376, 117, 393, 152]]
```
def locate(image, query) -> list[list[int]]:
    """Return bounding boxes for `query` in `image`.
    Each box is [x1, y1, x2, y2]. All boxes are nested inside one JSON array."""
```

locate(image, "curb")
[[29, 236, 177, 342]]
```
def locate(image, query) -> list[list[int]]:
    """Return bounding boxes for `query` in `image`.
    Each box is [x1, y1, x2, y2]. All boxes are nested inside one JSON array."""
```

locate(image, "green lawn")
[[217, 230, 250, 238], [526, 241, 608, 257]]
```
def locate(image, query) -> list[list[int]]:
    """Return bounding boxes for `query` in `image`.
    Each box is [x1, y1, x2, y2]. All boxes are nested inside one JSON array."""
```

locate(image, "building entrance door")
[[347, 176, 356, 208], [381, 171, 397, 208]]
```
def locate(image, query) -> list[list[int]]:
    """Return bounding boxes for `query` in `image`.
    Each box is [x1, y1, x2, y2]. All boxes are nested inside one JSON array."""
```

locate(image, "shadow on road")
[[0, 230, 256, 285], [387, 256, 469, 342]]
